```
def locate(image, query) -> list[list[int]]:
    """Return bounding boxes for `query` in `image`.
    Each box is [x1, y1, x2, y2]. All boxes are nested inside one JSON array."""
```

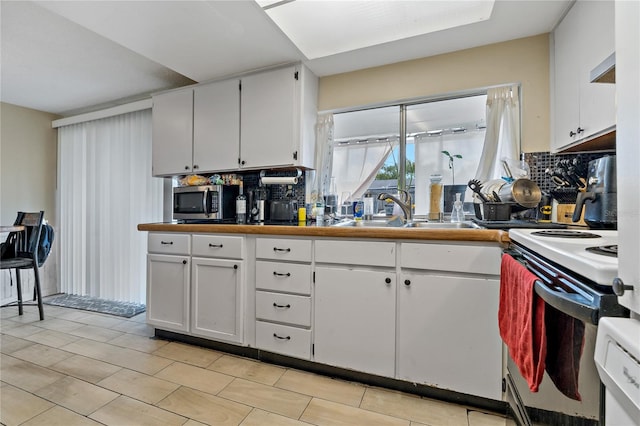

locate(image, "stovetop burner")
[[586, 245, 618, 258], [530, 230, 602, 238]]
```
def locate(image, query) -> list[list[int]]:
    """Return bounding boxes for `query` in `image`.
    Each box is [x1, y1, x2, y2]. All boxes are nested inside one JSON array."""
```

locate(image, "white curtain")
[[332, 138, 398, 204], [474, 85, 521, 182], [310, 113, 334, 202], [58, 109, 163, 303]]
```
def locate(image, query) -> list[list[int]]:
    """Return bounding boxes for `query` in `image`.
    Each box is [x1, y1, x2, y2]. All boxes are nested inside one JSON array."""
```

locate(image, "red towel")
[[544, 304, 585, 401], [499, 254, 547, 392]]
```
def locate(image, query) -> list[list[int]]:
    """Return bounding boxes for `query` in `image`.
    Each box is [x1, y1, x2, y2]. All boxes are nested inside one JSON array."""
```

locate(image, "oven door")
[[502, 245, 621, 426]]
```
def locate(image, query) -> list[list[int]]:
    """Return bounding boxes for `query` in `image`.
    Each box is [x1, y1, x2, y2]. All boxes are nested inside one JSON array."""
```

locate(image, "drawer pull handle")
[[273, 272, 291, 277], [160, 241, 173, 245], [209, 243, 223, 248], [273, 247, 291, 253], [273, 333, 291, 340], [273, 302, 291, 309]]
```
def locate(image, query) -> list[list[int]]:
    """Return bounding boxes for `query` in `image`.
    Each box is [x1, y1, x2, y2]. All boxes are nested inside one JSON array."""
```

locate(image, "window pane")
[[332, 106, 400, 210], [408, 95, 486, 216], [329, 94, 487, 218]]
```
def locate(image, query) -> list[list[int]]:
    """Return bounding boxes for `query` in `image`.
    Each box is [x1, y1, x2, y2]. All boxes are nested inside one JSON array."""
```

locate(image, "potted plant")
[[441, 151, 466, 213], [441, 150, 462, 184]]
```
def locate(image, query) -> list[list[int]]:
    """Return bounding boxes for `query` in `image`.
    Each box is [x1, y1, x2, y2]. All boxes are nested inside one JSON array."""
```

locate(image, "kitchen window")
[[331, 92, 489, 216]]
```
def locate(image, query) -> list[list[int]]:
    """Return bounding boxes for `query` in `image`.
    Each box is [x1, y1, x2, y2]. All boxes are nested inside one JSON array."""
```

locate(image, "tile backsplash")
[[524, 150, 614, 194]]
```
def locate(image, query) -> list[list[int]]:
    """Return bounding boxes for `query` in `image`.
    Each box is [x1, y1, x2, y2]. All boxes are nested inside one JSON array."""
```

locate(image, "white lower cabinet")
[[146, 233, 245, 344], [397, 242, 503, 400], [191, 257, 244, 343], [254, 237, 313, 359], [146, 233, 191, 333], [147, 254, 190, 333], [314, 266, 396, 377]]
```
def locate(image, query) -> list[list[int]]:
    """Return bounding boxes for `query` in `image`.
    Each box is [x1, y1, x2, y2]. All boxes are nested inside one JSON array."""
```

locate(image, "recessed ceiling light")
[[257, 0, 495, 59]]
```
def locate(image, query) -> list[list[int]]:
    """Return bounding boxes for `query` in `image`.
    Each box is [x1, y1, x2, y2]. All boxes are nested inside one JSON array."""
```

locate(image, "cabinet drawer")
[[255, 321, 311, 360], [401, 243, 501, 275], [255, 261, 311, 295], [315, 240, 395, 267], [256, 238, 311, 262], [256, 292, 311, 327], [192, 234, 244, 259], [148, 233, 191, 255]]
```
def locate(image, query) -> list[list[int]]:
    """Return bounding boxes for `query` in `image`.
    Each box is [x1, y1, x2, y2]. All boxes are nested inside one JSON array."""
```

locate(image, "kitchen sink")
[[331, 219, 404, 228], [331, 219, 480, 229], [402, 221, 480, 229]]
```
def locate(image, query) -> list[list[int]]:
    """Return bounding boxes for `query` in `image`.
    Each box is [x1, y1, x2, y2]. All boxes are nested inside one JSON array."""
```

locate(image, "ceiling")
[[0, 0, 572, 117]]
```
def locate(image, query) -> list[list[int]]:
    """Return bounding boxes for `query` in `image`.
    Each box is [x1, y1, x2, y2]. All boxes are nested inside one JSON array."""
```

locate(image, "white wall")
[[1, 102, 59, 302]]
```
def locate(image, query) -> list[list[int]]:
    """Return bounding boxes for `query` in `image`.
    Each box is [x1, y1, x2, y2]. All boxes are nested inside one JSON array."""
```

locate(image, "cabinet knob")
[[233, 264, 238, 270], [385, 277, 391, 284], [193, 164, 199, 169], [184, 165, 190, 170], [404, 279, 411, 286], [577, 127, 584, 134], [569, 130, 576, 137], [241, 160, 246, 165], [182, 260, 187, 265], [612, 277, 634, 296]]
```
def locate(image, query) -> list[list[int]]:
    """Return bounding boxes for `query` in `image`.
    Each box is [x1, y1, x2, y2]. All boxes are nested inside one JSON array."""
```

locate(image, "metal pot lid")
[[510, 178, 542, 208]]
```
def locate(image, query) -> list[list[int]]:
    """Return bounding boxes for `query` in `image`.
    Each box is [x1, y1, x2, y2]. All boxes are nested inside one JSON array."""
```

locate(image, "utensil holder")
[[478, 202, 513, 221]]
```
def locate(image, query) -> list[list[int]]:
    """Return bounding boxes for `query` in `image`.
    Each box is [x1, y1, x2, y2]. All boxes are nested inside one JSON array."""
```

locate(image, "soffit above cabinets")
[[1, 1, 572, 116]]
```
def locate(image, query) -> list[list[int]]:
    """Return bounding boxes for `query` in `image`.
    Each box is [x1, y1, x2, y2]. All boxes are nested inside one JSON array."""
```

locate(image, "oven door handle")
[[534, 280, 599, 325]]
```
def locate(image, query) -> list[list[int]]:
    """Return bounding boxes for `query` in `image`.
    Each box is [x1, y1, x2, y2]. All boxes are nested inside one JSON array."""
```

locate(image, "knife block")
[[554, 202, 587, 226]]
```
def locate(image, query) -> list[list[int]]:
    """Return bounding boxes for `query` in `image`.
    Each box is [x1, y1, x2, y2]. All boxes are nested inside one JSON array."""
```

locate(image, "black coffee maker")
[[572, 155, 617, 229]]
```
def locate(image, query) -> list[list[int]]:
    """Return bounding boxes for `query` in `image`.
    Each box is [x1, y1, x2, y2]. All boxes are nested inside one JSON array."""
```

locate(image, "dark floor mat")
[[43, 294, 145, 318]]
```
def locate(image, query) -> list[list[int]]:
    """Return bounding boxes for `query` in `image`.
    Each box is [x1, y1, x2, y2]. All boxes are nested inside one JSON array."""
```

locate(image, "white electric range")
[[505, 228, 627, 425], [508, 228, 618, 287]]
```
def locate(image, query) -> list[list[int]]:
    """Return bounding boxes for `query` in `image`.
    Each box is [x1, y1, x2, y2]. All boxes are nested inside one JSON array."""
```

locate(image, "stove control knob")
[[612, 277, 634, 297]]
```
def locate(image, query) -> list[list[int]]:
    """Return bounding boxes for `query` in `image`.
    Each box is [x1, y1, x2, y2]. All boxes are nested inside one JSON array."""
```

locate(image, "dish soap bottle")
[[450, 192, 464, 223]]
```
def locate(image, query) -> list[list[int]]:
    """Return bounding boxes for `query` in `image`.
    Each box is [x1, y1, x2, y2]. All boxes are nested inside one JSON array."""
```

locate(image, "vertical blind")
[[57, 109, 163, 303]]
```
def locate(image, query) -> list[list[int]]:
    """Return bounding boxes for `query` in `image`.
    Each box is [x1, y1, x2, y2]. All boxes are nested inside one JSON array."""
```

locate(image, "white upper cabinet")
[[552, 0, 615, 152], [193, 79, 241, 172], [152, 90, 194, 176], [240, 64, 317, 170], [152, 64, 317, 176]]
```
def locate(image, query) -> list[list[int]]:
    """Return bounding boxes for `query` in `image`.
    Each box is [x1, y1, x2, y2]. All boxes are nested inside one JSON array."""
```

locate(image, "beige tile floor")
[[1, 304, 509, 426]]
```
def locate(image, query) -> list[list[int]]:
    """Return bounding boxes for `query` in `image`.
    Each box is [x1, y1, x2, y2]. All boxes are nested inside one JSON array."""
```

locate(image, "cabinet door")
[[240, 66, 297, 169], [191, 257, 243, 344], [397, 273, 502, 400], [552, 3, 581, 150], [152, 90, 194, 176], [552, 0, 615, 151], [575, 0, 615, 139], [147, 254, 190, 332], [314, 266, 396, 377], [193, 80, 240, 173]]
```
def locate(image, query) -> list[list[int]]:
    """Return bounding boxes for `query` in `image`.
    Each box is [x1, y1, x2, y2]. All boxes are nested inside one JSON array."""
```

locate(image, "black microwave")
[[173, 185, 239, 222]]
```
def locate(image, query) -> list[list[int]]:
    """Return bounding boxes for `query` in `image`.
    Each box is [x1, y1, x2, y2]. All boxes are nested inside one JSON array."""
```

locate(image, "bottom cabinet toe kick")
[[142, 229, 506, 413]]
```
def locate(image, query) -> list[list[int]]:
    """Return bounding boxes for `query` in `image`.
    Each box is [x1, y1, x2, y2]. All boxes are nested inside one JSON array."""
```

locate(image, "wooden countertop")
[[137, 223, 510, 244]]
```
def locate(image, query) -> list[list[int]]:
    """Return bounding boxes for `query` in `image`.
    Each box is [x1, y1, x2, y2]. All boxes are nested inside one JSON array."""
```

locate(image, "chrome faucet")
[[378, 190, 412, 222]]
